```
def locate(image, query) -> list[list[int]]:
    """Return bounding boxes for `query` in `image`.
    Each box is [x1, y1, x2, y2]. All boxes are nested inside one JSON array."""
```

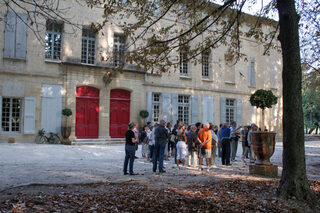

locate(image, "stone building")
[[0, 1, 282, 143]]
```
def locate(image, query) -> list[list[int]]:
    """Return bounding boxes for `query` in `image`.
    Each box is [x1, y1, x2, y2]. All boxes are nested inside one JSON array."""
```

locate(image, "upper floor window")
[[180, 51, 188, 76], [1, 98, 21, 132], [152, 93, 161, 122], [178, 95, 190, 125], [248, 58, 256, 87], [113, 34, 126, 67], [81, 29, 96, 64], [4, 12, 27, 59], [45, 21, 62, 60], [226, 99, 235, 124], [202, 52, 210, 79]]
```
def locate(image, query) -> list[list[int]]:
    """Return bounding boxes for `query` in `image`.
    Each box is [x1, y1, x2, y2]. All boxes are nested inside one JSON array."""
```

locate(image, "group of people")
[[123, 119, 260, 175]]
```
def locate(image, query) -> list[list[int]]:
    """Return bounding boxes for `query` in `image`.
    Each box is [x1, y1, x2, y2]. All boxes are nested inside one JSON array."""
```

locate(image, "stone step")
[[72, 138, 125, 145]]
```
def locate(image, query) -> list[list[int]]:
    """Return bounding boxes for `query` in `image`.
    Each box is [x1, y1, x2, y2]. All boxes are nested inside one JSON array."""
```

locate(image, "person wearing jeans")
[[123, 122, 138, 175], [220, 122, 231, 166], [153, 120, 169, 173]]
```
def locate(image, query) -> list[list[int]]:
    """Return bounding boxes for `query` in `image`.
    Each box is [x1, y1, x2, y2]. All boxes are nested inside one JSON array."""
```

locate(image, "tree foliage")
[[250, 89, 278, 110]]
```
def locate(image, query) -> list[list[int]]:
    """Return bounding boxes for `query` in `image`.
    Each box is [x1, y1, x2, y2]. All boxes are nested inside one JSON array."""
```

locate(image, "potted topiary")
[[61, 108, 72, 144], [139, 110, 149, 125], [250, 89, 278, 165]]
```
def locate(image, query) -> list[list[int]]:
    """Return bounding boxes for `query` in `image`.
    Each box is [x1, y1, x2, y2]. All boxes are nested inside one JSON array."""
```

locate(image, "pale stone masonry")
[[0, 1, 282, 143]]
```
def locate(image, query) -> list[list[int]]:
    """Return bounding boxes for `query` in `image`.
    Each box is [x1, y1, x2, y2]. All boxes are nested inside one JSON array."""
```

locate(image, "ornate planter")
[[61, 126, 71, 139], [251, 131, 276, 165]]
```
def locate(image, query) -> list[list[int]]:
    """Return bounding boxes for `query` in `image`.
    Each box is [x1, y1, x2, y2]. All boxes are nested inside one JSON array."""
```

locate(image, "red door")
[[76, 86, 99, 139], [110, 89, 130, 138]]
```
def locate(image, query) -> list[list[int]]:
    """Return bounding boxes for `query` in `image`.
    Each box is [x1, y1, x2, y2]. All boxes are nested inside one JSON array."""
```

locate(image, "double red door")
[[76, 86, 99, 139], [109, 89, 130, 138]]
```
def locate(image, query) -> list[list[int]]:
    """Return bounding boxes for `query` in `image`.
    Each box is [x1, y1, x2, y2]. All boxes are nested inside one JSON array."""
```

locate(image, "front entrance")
[[110, 89, 130, 138], [76, 86, 99, 139]]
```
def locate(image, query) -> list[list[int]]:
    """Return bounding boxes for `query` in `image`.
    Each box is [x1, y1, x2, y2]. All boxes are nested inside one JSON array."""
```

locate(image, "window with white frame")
[[113, 34, 126, 67], [1, 98, 21, 132], [81, 29, 96, 64], [202, 52, 210, 79], [45, 21, 62, 60], [179, 51, 188, 76], [226, 99, 235, 124], [178, 95, 190, 125], [152, 93, 161, 122]]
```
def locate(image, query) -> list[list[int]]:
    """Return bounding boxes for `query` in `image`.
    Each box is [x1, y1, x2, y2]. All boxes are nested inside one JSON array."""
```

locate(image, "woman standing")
[[123, 122, 138, 175], [176, 124, 187, 169]]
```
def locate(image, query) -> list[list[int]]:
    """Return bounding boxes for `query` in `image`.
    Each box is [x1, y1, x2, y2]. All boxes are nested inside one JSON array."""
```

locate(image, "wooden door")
[[110, 89, 130, 138], [76, 86, 99, 139]]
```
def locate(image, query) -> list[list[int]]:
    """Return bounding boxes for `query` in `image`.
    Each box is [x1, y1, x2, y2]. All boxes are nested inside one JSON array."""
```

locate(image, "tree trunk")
[[276, 0, 316, 202], [261, 109, 265, 130]]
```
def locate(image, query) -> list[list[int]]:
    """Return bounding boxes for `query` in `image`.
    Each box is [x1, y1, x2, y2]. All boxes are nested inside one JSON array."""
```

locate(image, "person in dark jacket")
[[123, 122, 138, 175], [153, 120, 169, 173], [187, 125, 200, 168]]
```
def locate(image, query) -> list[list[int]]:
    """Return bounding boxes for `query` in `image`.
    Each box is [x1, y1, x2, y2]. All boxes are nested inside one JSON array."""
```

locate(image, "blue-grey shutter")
[[0, 96, 2, 131], [202, 96, 208, 123], [4, 12, 16, 58], [248, 58, 256, 87], [15, 13, 27, 59], [162, 93, 171, 122], [236, 98, 242, 125], [146, 92, 152, 122], [191, 95, 199, 124], [171, 94, 178, 124], [208, 97, 214, 124], [220, 97, 226, 124], [24, 97, 36, 134]]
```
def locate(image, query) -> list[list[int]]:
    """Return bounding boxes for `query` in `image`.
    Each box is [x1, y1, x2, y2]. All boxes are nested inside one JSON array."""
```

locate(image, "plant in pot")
[[61, 108, 72, 145], [139, 110, 149, 125], [250, 89, 278, 165]]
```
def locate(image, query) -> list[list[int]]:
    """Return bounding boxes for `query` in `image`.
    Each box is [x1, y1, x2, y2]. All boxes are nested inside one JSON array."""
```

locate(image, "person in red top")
[[197, 122, 212, 168]]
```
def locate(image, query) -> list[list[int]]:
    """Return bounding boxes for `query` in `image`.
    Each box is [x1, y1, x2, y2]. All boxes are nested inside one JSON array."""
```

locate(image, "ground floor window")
[[152, 93, 161, 122], [1, 98, 21, 132], [226, 98, 235, 124], [178, 95, 190, 125]]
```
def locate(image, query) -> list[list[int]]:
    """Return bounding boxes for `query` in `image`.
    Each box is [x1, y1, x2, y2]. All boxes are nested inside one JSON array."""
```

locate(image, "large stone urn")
[[249, 131, 278, 177], [251, 131, 276, 165]]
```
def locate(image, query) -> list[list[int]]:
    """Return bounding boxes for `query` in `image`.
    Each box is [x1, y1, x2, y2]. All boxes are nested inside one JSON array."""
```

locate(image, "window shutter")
[[15, 13, 27, 59], [171, 94, 178, 124], [208, 97, 214, 124], [0, 96, 2, 131], [191, 95, 199, 124], [248, 58, 256, 87], [146, 92, 152, 122], [202, 96, 208, 123], [162, 93, 171, 122], [4, 12, 16, 58], [24, 97, 36, 134], [236, 98, 242, 126], [220, 97, 226, 124]]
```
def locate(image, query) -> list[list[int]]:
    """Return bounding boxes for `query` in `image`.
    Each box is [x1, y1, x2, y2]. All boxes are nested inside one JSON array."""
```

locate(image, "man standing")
[[153, 120, 169, 173], [187, 125, 200, 168], [197, 122, 212, 169], [220, 122, 231, 166], [247, 123, 258, 163], [230, 121, 242, 162]]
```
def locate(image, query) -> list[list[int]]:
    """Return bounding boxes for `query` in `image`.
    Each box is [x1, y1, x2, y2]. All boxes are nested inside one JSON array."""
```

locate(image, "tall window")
[[81, 29, 96, 64], [202, 52, 209, 78], [178, 95, 190, 125], [45, 21, 62, 60], [226, 99, 235, 124], [248, 58, 256, 87], [1, 98, 21, 132], [152, 93, 161, 122], [114, 34, 126, 67], [179, 51, 188, 76]]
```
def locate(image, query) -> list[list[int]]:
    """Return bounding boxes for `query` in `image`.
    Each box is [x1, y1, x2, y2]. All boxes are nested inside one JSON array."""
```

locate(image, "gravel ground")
[[0, 141, 319, 191]]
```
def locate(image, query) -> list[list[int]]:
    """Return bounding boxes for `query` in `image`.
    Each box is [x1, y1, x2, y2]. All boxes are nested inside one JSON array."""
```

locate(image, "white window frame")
[[202, 52, 210, 79], [113, 34, 126, 67], [81, 29, 96, 64], [226, 99, 236, 124], [1, 97, 22, 133], [152, 93, 161, 122], [45, 21, 62, 61], [179, 51, 188, 76], [178, 95, 190, 125]]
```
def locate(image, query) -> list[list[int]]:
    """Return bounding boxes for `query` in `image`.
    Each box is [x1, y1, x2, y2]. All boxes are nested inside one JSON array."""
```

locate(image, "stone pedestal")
[[249, 164, 278, 178]]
